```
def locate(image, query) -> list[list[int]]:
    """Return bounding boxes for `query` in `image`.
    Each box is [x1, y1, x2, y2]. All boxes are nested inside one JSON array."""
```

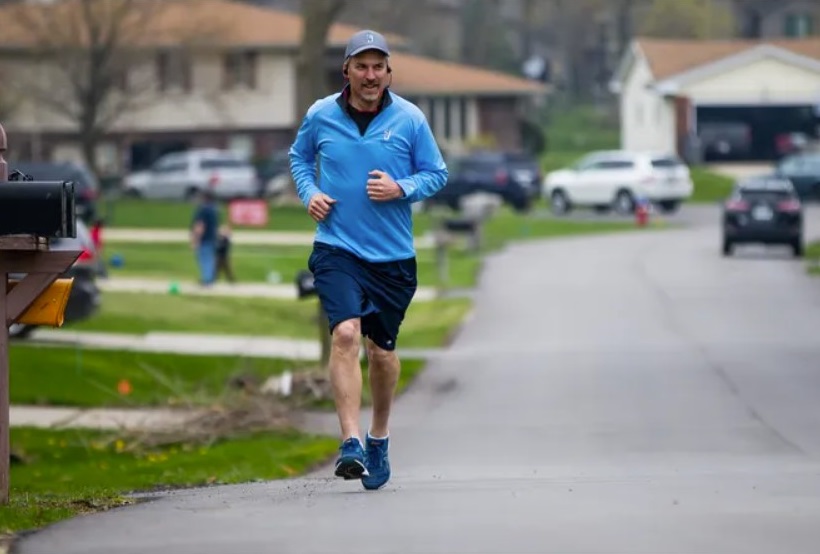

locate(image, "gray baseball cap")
[[344, 29, 390, 59]]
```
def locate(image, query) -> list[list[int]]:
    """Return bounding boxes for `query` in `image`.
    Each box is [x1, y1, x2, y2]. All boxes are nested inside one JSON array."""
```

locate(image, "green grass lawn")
[[103, 199, 315, 231], [101, 204, 639, 287], [103, 241, 483, 289], [103, 198, 432, 236], [68, 292, 473, 349], [807, 240, 820, 275], [482, 211, 647, 250], [3, 427, 337, 535], [10, 345, 427, 408], [10, 347, 310, 407], [689, 167, 734, 203]]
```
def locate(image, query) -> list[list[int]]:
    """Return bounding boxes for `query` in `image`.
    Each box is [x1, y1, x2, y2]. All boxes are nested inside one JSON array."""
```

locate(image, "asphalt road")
[[18, 205, 820, 554]]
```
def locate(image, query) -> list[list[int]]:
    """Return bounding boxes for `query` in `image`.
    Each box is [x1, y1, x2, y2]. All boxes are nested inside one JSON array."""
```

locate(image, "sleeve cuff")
[[300, 185, 321, 207], [397, 179, 416, 201]]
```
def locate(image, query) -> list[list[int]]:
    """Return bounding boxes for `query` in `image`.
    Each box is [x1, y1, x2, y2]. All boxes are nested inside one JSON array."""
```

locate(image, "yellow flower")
[[115, 440, 126, 453]]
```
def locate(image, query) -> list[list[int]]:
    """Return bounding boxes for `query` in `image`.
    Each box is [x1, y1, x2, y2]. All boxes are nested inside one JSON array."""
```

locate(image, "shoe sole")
[[334, 458, 368, 480]]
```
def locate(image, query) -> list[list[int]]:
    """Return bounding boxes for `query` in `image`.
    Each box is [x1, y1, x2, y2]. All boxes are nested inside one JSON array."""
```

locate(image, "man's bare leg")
[[366, 339, 400, 438], [329, 319, 364, 440]]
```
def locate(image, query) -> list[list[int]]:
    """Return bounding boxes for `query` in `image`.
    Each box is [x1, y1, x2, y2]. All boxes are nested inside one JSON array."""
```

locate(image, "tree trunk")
[[80, 130, 100, 177], [285, 0, 346, 203], [295, 0, 347, 122], [297, 0, 346, 372]]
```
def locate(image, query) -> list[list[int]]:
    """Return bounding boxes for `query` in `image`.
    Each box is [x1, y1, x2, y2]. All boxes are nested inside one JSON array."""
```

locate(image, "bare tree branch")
[[2, 0, 226, 174]]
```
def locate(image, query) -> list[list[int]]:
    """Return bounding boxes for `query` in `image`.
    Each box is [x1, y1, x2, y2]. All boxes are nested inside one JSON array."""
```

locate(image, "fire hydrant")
[[635, 198, 650, 227]]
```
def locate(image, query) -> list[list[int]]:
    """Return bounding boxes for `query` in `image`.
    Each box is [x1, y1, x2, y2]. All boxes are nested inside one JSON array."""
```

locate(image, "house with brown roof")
[[610, 37, 820, 163], [0, 0, 548, 172]]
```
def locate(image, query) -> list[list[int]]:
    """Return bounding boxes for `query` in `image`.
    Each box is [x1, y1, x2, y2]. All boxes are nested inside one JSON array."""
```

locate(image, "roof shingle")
[[637, 36, 820, 80]]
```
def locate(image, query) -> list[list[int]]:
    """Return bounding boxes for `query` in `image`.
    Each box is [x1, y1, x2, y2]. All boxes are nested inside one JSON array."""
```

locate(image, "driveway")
[[17, 206, 820, 554]]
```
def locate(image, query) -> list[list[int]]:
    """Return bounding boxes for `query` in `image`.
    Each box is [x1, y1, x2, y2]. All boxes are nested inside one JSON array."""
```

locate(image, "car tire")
[[550, 190, 570, 215], [792, 240, 804, 258], [722, 239, 733, 257], [658, 200, 680, 214], [613, 189, 635, 215]]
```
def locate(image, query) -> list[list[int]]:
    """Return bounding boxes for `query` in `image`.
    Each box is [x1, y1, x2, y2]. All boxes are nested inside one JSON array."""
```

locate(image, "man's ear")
[[342, 63, 349, 77]]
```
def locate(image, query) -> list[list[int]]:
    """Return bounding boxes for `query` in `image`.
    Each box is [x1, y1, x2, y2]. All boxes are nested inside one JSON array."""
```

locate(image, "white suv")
[[542, 150, 694, 215], [123, 149, 260, 200]]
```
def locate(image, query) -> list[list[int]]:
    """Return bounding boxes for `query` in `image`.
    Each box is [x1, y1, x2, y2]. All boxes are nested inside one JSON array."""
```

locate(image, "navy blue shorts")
[[308, 242, 417, 351]]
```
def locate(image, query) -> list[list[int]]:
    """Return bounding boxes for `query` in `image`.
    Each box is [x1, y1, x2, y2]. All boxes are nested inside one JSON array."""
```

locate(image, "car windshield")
[[651, 156, 684, 168]]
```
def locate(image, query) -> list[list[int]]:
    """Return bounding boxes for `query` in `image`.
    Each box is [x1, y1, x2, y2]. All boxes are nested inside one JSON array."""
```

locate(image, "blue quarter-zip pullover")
[[289, 89, 448, 263]]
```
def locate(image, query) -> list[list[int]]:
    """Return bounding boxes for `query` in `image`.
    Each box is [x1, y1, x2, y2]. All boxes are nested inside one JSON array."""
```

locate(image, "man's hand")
[[367, 170, 404, 202], [308, 192, 337, 222]]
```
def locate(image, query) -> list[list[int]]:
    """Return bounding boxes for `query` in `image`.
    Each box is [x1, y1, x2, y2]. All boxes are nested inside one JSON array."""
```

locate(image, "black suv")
[[721, 175, 803, 257], [428, 151, 541, 212], [10, 160, 100, 223]]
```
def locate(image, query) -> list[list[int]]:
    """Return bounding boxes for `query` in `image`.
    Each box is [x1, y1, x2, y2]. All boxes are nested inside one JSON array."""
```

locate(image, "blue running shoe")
[[334, 437, 368, 480], [362, 434, 390, 490]]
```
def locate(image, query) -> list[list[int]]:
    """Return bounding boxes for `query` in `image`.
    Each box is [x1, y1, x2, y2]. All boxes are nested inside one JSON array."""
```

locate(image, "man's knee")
[[366, 339, 397, 367], [332, 319, 361, 352]]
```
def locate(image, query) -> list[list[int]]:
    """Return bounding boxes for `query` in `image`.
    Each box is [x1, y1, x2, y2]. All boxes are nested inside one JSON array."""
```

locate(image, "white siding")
[[620, 56, 676, 153], [3, 52, 296, 132], [118, 53, 295, 131], [683, 57, 820, 105]]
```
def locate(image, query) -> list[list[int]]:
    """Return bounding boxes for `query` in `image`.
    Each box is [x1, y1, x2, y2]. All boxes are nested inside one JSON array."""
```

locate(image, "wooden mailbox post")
[[0, 123, 81, 504]]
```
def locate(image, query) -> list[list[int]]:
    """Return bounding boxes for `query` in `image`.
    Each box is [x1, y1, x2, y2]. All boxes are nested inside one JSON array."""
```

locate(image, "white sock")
[[368, 430, 389, 440]]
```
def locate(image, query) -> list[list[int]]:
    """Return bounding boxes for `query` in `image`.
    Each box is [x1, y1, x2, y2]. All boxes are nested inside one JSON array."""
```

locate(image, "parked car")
[[427, 150, 540, 212], [122, 149, 260, 200], [721, 175, 803, 257], [772, 151, 820, 201], [9, 219, 103, 339], [543, 150, 693, 215], [10, 160, 100, 223]]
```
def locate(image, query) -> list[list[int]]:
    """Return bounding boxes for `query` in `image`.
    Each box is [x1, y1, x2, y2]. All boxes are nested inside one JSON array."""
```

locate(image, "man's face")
[[345, 50, 389, 107]]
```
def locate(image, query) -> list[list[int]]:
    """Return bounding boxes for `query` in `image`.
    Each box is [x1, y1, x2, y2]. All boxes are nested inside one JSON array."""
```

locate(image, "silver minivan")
[[122, 149, 259, 200]]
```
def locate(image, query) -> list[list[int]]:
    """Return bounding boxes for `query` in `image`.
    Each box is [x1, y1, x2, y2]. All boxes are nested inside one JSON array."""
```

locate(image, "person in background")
[[190, 190, 219, 286], [215, 223, 236, 283]]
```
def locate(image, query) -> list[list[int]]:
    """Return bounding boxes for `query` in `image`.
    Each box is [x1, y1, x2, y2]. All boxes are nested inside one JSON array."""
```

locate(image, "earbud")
[[387, 66, 392, 74]]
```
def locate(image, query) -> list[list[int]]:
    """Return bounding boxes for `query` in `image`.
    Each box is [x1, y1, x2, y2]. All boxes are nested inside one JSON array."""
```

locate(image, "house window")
[[785, 13, 814, 37], [156, 51, 192, 92], [224, 51, 258, 89]]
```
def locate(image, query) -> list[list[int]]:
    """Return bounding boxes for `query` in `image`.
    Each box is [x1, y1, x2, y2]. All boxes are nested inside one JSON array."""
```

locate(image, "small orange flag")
[[117, 379, 132, 395]]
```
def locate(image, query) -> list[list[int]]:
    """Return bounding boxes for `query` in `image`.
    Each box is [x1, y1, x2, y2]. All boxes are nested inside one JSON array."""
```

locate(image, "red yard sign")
[[228, 199, 269, 227]]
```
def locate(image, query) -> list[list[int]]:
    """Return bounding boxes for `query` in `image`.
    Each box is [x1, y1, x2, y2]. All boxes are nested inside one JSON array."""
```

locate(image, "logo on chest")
[[383, 129, 392, 141]]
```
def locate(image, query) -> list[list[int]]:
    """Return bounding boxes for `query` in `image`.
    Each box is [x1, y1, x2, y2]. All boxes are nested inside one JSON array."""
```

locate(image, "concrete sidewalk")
[[26, 329, 445, 361], [97, 276, 447, 302], [103, 228, 436, 249], [10, 405, 202, 431]]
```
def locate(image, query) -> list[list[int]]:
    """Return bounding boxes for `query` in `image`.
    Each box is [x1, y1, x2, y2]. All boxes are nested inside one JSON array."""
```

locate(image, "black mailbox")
[[295, 269, 317, 299], [0, 180, 76, 238]]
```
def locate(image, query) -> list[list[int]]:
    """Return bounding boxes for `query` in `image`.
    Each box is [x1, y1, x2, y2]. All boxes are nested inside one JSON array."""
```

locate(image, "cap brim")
[[347, 46, 389, 58]]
